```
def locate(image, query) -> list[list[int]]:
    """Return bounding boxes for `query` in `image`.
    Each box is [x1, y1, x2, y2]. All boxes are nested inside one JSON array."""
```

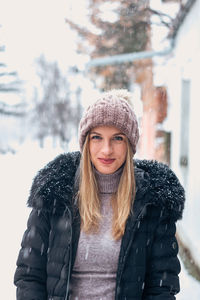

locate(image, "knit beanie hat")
[[79, 89, 139, 154]]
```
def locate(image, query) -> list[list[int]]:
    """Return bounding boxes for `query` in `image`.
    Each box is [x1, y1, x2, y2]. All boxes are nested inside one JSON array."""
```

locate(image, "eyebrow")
[[89, 131, 102, 136], [90, 131, 125, 136], [113, 133, 125, 136]]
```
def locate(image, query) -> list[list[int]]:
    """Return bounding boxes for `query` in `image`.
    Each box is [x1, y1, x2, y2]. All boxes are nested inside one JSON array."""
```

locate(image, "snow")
[[177, 259, 200, 300], [0, 142, 200, 299], [0, 141, 63, 299]]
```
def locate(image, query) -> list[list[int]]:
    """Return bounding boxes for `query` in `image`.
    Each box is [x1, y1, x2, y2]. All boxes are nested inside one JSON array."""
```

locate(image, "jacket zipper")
[[115, 204, 150, 300]]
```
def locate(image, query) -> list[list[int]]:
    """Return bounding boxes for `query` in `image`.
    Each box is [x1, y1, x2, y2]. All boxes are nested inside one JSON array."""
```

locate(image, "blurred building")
[[154, 0, 200, 274]]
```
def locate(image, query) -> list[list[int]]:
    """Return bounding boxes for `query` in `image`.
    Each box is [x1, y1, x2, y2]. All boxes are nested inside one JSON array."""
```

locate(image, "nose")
[[101, 140, 113, 156]]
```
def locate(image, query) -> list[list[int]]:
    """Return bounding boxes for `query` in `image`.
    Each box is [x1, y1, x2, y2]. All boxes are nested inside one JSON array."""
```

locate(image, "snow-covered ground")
[[1, 142, 200, 299]]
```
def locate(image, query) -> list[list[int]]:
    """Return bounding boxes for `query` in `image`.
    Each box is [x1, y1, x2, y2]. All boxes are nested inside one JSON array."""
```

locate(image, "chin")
[[97, 166, 117, 175]]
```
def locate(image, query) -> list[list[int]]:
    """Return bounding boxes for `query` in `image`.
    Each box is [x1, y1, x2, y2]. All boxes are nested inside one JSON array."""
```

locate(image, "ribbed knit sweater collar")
[[94, 166, 123, 194]]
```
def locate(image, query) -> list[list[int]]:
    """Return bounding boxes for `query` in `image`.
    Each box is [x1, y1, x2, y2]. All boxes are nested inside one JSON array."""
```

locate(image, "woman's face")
[[89, 125, 127, 174]]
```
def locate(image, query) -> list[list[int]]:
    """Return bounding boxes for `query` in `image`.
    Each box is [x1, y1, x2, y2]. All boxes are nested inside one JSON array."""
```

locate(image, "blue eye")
[[113, 136, 123, 141], [91, 135, 102, 140]]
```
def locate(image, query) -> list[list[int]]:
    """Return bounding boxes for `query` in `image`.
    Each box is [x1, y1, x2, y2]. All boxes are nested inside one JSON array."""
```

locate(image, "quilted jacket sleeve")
[[143, 214, 181, 300], [14, 209, 50, 300]]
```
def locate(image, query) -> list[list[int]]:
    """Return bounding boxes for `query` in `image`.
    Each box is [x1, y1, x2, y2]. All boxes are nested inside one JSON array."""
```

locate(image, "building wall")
[[155, 0, 200, 264]]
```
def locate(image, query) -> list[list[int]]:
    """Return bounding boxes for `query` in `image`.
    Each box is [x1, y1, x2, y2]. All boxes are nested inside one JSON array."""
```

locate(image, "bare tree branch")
[[0, 101, 25, 117]]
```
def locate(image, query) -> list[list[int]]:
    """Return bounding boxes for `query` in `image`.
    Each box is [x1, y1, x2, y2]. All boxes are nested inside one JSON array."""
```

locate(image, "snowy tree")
[[0, 37, 24, 117], [0, 27, 25, 153], [31, 55, 80, 149], [66, 0, 174, 90]]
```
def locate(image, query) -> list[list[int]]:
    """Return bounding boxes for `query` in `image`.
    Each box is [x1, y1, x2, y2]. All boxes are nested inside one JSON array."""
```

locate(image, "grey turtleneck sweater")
[[69, 167, 123, 300]]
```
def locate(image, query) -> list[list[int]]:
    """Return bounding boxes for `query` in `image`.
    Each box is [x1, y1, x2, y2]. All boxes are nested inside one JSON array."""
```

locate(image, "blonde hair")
[[78, 134, 136, 240]]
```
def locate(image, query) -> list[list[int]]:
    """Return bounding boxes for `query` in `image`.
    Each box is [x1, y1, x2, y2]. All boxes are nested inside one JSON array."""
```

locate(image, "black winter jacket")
[[14, 151, 185, 300]]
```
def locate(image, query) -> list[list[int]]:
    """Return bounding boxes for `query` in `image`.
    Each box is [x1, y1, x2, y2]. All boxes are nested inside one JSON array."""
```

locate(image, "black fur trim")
[[27, 152, 185, 220], [27, 151, 81, 215], [134, 159, 185, 220]]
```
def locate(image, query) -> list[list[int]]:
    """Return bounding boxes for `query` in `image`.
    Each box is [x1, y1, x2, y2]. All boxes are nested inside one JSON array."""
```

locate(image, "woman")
[[14, 89, 185, 299]]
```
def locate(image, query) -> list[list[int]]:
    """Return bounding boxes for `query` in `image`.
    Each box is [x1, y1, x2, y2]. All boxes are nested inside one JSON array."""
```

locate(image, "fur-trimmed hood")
[[28, 151, 185, 221]]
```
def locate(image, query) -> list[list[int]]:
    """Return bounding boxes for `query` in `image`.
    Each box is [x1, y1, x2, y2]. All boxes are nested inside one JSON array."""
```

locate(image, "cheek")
[[119, 144, 127, 161], [89, 143, 97, 160]]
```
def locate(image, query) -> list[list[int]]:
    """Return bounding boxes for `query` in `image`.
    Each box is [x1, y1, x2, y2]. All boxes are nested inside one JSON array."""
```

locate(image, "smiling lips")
[[98, 158, 115, 164]]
